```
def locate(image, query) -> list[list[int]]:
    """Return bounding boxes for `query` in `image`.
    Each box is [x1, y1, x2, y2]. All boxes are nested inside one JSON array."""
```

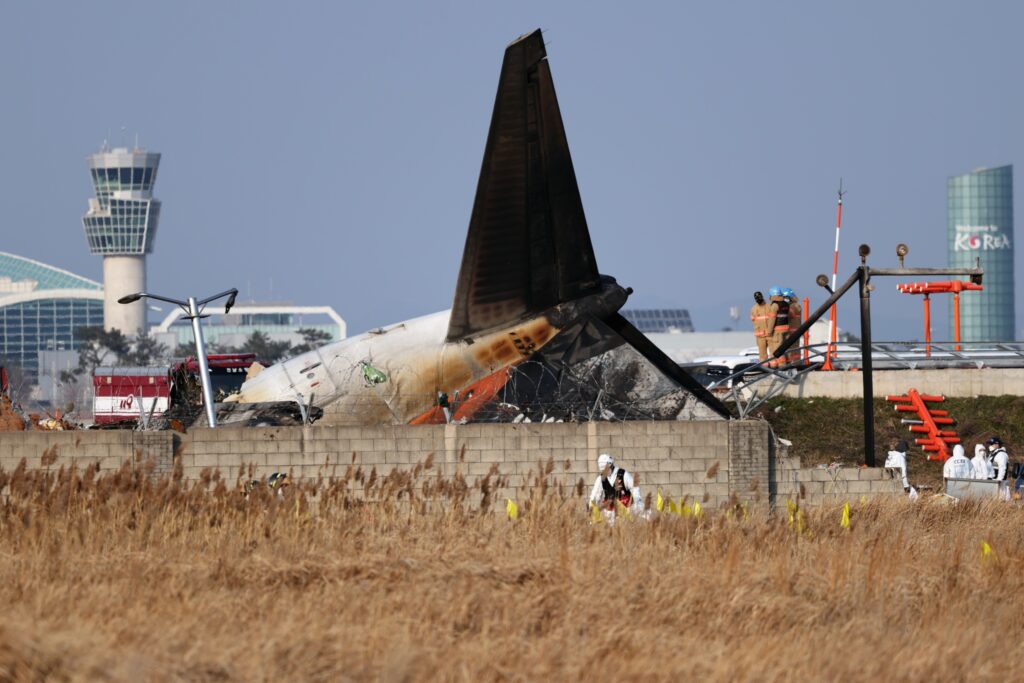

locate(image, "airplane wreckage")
[[219, 29, 731, 426]]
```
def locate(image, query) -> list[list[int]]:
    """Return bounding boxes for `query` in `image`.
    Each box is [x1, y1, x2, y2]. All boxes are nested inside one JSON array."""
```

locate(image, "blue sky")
[[2, 1, 1022, 340]]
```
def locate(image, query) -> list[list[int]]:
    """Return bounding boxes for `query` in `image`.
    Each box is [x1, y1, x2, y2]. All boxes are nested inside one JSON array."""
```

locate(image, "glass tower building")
[[0, 252, 104, 375], [82, 147, 161, 335], [947, 165, 1014, 341]]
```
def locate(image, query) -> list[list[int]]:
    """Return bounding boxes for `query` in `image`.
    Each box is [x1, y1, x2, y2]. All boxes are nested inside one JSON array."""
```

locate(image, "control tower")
[[82, 146, 161, 335]]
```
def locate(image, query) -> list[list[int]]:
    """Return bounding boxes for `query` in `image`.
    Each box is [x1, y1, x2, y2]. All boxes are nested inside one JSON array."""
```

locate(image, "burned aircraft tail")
[[447, 29, 600, 342], [447, 29, 731, 419]]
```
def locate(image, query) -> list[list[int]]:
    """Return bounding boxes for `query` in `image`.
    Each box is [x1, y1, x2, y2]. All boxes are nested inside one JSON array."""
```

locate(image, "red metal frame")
[[885, 388, 959, 461], [179, 353, 258, 372], [896, 280, 983, 352]]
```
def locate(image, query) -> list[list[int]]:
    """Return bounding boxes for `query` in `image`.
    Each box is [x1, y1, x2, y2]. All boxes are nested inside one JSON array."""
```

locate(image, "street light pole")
[[187, 296, 218, 428], [858, 265, 875, 467], [118, 288, 237, 429], [777, 247, 983, 468]]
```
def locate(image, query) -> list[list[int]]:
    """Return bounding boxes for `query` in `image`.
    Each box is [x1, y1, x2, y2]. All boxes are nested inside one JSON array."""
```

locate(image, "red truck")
[[92, 354, 259, 425]]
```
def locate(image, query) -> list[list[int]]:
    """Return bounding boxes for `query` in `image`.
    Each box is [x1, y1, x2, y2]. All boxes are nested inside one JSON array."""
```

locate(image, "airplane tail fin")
[[447, 29, 600, 342], [445, 29, 729, 419]]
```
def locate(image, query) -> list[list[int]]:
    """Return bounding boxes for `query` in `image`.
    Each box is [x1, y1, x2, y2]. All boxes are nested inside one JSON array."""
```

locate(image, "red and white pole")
[[824, 180, 845, 371]]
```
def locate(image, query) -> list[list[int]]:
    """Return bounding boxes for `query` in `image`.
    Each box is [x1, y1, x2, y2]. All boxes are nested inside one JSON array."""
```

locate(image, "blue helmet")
[[768, 286, 782, 297], [782, 288, 795, 298]]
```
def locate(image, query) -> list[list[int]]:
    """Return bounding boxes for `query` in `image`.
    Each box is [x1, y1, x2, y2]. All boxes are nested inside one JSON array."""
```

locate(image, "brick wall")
[[0, 420, 902, 507], [729, 421, 770, 503], [179, 421, 736, 507], [0, 430, 173, 474], [774, 452, 903, 504]]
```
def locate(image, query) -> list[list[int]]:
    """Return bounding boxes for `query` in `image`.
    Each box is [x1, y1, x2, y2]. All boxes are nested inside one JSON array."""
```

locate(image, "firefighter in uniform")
[[783, 288, 802, 364], [767, 287, 790, 367], [750, 291, 776, 361]]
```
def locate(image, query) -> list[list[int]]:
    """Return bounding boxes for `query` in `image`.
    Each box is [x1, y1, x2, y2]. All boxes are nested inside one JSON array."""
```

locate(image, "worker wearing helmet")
[[589, 453, 642, 514], [749, 291, 777, 361], [767, 286, 790, 367], [986, 437, 1009, 481], [783, 288, 802, 364]]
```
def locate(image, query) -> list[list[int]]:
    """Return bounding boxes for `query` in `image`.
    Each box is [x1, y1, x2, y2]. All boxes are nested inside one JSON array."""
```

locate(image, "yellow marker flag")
[[786, 499, 797, 527], [656, 488, 665, 512], [506, 499, 518, 521], [840, 502, 851, 530], [693, 502, 703, 519], [590, 502, 603, 524], [860, 495, 868, 506], [668, 498, 679, 515], [981, 540, 993, 562], [681, 501, 692, 517]]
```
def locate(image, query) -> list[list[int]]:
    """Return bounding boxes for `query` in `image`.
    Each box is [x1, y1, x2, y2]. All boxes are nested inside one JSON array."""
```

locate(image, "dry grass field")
[[1, 457, 1022, 682]]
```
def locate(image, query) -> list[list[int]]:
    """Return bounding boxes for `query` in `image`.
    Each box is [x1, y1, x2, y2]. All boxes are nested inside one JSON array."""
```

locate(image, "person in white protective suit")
[[884, 440, 911, 493], [589, 453, 644, 515], [971, 444, 993, 480], [986, 437, 1009, 481], [943, 444, 973, 480]]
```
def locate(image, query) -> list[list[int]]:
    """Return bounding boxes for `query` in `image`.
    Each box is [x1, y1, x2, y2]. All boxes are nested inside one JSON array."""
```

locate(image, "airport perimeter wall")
[[780, 367, 1024, 398], [0, 421, 901, 508]]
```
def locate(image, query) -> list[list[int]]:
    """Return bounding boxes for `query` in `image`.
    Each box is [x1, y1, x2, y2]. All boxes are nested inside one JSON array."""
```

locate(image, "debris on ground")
[[213, 401, 324, 427], [0, 395, 26, 431]]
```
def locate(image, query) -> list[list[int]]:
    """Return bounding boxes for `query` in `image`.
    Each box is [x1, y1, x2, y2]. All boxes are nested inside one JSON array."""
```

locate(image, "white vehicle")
[[685, 354, 760, 389]]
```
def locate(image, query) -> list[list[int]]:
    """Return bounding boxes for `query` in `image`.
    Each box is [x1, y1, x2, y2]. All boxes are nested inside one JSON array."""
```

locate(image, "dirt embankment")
[[756, 395, 1024, 490]]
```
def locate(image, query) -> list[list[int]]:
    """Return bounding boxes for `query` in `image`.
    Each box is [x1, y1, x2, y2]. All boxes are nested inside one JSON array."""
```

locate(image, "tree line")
[[61, 327, 333, 382]]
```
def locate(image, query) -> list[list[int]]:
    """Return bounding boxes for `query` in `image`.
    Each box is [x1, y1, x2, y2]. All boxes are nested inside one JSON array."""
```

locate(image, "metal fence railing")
[[701, 340, 1024, 419]]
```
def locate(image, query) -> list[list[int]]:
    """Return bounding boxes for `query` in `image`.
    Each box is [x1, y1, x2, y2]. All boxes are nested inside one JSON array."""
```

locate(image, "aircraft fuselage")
[[229, 279, 630, 425]]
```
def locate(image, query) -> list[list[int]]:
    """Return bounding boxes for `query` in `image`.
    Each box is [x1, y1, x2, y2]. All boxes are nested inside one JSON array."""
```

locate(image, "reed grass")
[[0, 456, 1021, 682]]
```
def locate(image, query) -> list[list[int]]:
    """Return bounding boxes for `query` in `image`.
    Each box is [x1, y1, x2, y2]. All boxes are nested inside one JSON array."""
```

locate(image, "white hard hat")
[[597, 453, 614, 469]]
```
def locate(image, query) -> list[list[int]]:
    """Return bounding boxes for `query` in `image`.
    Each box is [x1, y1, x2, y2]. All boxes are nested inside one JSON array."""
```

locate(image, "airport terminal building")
[[948, 165, 1014, 341], [0, 252, 103, 375], [151, 303, 346, 352]]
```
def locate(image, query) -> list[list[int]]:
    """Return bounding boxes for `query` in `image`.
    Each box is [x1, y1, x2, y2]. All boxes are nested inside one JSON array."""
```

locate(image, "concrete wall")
[[780, 368, 1024, 399], [0, 421, 901, 507], [149, 421, 740, 508], [774, 452, 903, 505], [0, 430, 174, 476]]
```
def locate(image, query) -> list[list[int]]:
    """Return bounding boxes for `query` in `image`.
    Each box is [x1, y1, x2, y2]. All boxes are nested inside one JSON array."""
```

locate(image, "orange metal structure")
[[896, 280, 984, 353], [885, 388, 959, 461]]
